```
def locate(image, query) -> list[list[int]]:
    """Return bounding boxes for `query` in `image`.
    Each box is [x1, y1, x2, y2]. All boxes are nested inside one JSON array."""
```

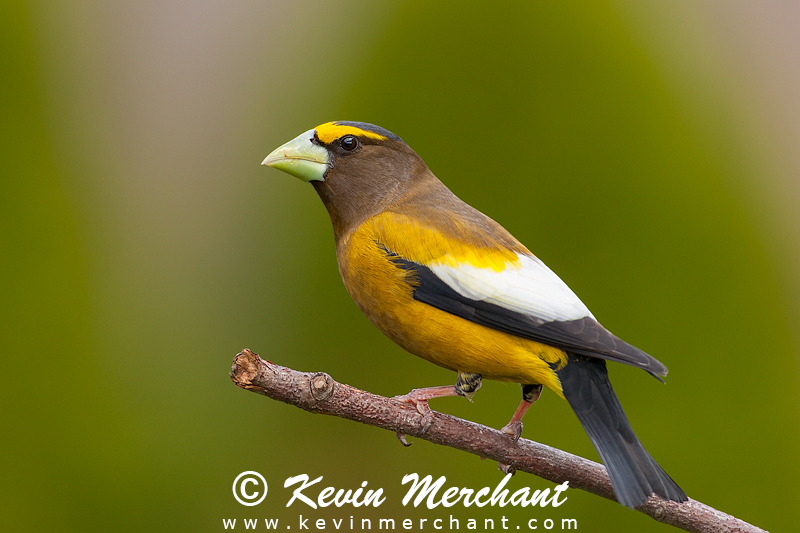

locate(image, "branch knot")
[[310, 372, 335, 402]]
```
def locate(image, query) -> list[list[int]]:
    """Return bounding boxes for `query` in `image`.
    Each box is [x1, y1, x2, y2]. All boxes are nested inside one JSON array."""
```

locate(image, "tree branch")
[[230, 349, 766, 533]]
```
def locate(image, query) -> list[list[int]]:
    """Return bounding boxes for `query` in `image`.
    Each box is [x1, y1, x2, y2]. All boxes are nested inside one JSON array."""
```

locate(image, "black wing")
[[386, 250, 668, 378]]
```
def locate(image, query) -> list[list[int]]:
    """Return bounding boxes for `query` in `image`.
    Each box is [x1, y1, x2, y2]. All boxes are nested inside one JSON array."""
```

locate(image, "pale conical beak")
[[262, 128, 329, 182]]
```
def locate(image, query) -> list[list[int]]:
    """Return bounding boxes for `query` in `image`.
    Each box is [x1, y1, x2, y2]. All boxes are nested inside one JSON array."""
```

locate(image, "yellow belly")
[[338, 221, 567, 398]]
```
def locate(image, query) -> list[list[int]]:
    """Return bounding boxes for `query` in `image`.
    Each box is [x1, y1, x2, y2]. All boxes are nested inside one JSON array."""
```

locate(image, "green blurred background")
[[3, 1, 798, 531]]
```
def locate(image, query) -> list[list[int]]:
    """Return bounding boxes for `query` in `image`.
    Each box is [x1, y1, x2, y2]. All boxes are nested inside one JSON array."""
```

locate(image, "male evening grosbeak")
[[262, 121, 687, 509]]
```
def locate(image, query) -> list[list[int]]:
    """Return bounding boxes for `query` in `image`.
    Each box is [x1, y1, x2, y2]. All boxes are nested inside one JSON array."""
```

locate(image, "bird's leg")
[[394, 372, 482, 443], [393, 385, 457, 443], [393, 385, 460, 414], [500, 384, 543, 442], [394, 372, 483, 414], [497, 384, 543, 474]]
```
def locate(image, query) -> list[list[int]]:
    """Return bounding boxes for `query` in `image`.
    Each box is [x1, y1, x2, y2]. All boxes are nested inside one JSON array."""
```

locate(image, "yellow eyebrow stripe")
[[315, 122, 388, 144]]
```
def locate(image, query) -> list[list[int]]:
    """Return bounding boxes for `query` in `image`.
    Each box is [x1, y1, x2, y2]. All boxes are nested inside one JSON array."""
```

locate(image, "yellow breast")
[[337, 215, 568, 397]]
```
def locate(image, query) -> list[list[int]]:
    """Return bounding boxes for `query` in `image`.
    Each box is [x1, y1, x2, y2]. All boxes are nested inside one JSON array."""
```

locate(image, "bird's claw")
[[393, 392, 436, 439], [498, 462, 517, 475], [396, 432, 412, 447], [500, 420, 524, 442], [393, 393, 432, 416], [418, 412, 433, 435]]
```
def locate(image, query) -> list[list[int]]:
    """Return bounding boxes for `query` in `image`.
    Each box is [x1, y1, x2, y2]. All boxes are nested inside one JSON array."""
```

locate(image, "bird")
[[262, 121, 687, 509]]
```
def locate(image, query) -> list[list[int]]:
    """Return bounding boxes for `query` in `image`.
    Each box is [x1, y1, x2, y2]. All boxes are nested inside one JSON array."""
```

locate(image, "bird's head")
[[263, 121, 434, 236]]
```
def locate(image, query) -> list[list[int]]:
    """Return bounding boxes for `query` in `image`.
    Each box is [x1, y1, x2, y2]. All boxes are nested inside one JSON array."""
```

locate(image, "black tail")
[[556, 354, 687, 509]]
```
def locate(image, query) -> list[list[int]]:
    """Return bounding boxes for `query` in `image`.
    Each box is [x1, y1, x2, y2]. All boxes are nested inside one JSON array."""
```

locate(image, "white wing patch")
[[429, 253, 594, 323]]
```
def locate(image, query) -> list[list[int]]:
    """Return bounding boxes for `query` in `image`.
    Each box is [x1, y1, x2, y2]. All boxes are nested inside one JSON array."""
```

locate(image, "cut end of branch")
[[229, 348, 265, 393]]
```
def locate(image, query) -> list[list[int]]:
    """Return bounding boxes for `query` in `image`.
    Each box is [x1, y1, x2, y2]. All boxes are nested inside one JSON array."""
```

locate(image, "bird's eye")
[[341, 135, 358, 151]]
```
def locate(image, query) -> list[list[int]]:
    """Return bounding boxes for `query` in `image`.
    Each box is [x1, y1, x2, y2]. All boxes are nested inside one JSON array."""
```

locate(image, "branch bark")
[[230, 348, 766, 533]]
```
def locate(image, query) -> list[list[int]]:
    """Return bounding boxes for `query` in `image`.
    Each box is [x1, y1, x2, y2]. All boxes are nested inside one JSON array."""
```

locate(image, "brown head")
[[263, 121, 446, 239], [264, 121, 524, 254]]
